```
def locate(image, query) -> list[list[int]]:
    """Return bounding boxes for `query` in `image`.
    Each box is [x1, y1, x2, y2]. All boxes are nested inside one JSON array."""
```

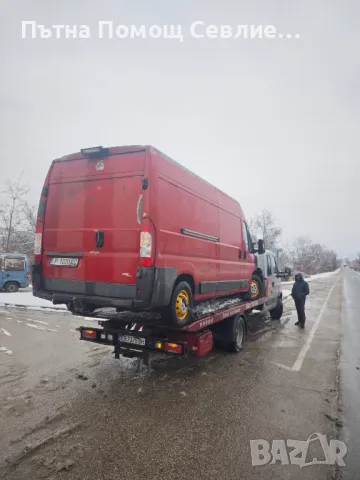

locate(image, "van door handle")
[[95, 230, 104, 248]]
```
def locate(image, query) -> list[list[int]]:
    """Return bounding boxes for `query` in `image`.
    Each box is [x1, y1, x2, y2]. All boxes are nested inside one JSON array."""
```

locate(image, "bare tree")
[[0, 177, 36, 262], [0, 177, 30, 252], [290, 236, 338, 275], [276, 247, 292, 271], [249, 209, 282, 251]]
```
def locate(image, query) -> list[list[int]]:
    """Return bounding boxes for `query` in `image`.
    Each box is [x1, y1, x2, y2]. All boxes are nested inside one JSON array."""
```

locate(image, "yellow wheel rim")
[[175, 289, 190, 321], [250, 280, 259, 299]]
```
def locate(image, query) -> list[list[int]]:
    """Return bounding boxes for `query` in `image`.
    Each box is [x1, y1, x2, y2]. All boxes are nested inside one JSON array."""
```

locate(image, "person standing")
[[291, 273, 310, 328]]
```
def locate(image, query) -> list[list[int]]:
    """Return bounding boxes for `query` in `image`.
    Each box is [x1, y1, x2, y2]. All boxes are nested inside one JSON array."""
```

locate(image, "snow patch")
[[194, 297, 243, 317], [0, 346, 13, 355], [1, 328, 11, 337], [282, 270, 338, 286], [282, 289, 292, 299], [0, 291, 67, 310], [29, 319, 49, 326], [26, 323, 57, 333], [26, 323, 46, 331]]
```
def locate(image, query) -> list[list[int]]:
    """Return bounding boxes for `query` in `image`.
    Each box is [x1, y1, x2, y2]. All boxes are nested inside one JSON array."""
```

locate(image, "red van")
[[32, 145, 265, 326]]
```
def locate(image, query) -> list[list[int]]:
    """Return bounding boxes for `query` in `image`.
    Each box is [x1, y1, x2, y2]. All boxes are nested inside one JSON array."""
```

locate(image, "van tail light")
[[140, 231, 153, 267], [34, 168, 52, 263], [139, 217, 155, 267], [34, 232, 42, 258]]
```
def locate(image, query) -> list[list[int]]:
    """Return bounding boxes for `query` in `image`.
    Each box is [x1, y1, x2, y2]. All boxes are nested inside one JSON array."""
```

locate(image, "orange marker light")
[[164, 342, 183, 354], [82, 329, 96, 339]]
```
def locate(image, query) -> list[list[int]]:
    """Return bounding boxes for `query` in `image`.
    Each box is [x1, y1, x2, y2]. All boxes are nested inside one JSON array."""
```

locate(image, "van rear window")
[[3, 258, 26, 271]]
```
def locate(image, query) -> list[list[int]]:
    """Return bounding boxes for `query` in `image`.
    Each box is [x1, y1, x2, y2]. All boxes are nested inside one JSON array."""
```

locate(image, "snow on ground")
[[282, 289, 292, 299], [0, 291, 67, 311], [282, 269, 339, 286]]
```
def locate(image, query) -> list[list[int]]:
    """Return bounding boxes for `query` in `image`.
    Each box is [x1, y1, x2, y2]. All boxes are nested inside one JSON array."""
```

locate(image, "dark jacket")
[[291, 273, 310, 300]]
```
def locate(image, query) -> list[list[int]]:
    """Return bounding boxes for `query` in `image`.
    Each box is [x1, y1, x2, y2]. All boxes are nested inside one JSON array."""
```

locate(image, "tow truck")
[[78, 250, 287, 365]]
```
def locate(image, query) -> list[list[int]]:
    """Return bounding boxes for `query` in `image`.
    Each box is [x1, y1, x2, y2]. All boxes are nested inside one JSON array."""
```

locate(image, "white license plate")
[[50, 257, 79, 267], [120, 335, 146, 346]]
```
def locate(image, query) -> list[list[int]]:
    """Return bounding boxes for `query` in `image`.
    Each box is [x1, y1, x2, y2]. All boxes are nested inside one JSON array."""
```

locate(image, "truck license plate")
[[50, 257, 79, 267], [120, 335, 146, 346]]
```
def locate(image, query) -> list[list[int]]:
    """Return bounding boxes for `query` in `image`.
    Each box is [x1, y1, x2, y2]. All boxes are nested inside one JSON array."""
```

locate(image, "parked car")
[[32, 145, 265, 326], [0, 253, 31, 292]]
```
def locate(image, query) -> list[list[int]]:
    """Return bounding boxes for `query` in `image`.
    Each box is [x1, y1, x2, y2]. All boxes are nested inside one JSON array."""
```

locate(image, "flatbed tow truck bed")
[[77, 295, 273, 365]]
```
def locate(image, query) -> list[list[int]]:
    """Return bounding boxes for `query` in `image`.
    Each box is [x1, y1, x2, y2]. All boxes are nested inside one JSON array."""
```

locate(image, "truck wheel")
[[249, 275, 263, 301], [66, 301, 75, 313], [270, 298, 283, 320], [169, 281, 193, 327], [227, 315, 246, 353], [4, 282, 19, 293]]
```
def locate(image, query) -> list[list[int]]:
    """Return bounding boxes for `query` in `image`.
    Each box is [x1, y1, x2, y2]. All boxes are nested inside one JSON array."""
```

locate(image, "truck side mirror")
[[258, 239, 265, 255]]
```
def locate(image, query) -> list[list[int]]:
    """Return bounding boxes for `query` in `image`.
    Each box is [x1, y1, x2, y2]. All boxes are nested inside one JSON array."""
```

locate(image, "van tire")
[[249, 274, 264, 301], [270, 298, 283, 320], [168, 281, 193, 327], [4, 282, 19, 293]]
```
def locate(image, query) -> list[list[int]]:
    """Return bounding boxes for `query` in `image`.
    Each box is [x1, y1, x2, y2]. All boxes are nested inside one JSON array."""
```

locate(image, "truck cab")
[[0, 253, 31, 292], [255, 249, 285, 316]]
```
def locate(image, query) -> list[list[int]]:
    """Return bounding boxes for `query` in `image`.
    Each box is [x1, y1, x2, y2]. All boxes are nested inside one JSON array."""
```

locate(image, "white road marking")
[[292, 278, 338, 371], [1, 328, 11, 337], [272, 277, 339, 372], [271, 361, 294, 372]]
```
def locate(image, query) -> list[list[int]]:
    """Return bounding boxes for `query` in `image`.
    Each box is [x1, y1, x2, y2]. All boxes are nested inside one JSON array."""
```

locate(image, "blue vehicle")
[[0, 253, 30, 292]]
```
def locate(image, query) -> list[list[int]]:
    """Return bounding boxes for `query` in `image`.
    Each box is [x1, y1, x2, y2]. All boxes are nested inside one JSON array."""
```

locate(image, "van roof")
[[54, 145, 243, 214], [54, 145, 148, 163]]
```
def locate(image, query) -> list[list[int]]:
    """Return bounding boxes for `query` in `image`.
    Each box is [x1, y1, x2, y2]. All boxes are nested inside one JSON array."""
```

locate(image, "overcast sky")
[[0, 0, 359, 257]]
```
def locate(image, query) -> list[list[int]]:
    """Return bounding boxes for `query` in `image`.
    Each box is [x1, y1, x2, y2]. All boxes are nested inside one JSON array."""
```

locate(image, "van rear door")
[[42, 147, 147, 299]]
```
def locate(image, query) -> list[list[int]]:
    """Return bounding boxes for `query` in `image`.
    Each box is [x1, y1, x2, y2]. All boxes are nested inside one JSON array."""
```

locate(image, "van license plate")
[[120, 335, 146, 346], [50, 257, 79, 267]]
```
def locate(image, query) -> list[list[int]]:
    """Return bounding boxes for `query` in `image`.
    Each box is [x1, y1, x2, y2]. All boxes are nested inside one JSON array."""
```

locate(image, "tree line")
[[0, 178, 340, 275], [249, 209, 339, 275], [0, 177, 37, 261]]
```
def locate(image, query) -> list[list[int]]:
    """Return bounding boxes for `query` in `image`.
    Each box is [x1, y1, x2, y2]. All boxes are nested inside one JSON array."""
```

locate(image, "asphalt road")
[[339, 268, 360, 480], [0, 272, 356, 480]]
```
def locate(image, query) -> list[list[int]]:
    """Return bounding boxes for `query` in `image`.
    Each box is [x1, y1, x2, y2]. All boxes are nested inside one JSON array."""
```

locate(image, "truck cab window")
[[267, 255, 272, 275], [4, 258, 25, 271], [271, 255, 278, 274]]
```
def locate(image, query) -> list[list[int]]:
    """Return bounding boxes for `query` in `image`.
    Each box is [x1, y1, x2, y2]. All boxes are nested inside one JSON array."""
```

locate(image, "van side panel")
[[217, 190, 248, 293], [151, 151, 219, 297]]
